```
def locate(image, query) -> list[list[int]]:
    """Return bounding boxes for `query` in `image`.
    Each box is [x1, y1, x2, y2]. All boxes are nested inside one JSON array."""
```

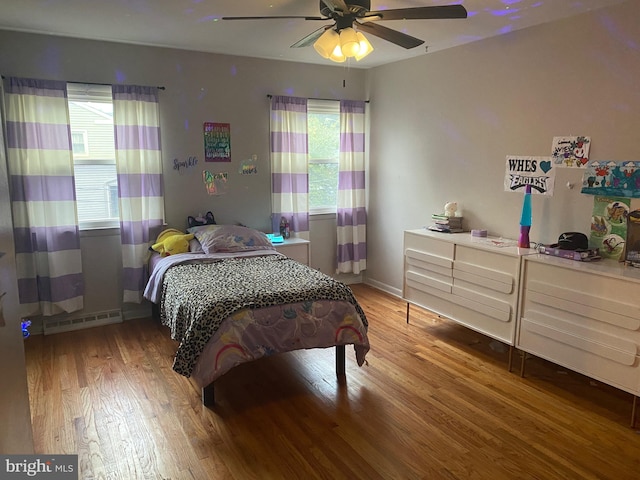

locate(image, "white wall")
[[364, 0, 640, 293]]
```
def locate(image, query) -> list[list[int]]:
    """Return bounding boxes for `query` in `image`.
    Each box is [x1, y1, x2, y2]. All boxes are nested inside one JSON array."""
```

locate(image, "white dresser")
[[403, 229, 534, 346], [273, 238, 310, 266], [518, 254, 640, 399]]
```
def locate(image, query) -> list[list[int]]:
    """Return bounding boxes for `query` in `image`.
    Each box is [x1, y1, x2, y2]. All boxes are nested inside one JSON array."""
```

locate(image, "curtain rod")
[[1, 75, 165, 90], [267, 94, 368, 103]]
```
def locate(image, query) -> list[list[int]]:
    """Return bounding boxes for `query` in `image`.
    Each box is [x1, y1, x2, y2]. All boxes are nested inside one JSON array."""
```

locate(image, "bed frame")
[[201, 345, 346, 407]]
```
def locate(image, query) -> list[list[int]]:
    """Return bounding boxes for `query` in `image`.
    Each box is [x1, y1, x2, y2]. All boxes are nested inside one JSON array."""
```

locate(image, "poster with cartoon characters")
[[580, 161, 640, 198], [624, 200, 640, 264], [590, 196, 629, 261], [551, 136, 590, 168], [504, 155, 555, 195], [203, 170, 228, 195]]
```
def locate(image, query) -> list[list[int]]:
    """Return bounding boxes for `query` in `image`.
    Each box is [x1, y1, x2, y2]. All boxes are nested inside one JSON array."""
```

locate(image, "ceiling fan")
[[223, 1, 468, 62]]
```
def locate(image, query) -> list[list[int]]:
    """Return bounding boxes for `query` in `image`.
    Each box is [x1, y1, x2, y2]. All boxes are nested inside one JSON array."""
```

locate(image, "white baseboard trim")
[[336, 272, 363, 285], [362, 277, 403, 299]]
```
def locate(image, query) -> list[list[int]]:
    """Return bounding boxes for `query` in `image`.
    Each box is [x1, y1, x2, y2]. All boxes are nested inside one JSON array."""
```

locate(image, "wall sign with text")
[[504, 155, 555, 196], [204, 122, 231, 162]]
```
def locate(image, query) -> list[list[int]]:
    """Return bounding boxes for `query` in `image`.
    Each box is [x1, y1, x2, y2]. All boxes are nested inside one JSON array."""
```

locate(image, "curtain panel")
[[112, 85, 165, 304], [337, 100, 367, 274], [4, 77, 84, 316], [269, 96, 309, 238]]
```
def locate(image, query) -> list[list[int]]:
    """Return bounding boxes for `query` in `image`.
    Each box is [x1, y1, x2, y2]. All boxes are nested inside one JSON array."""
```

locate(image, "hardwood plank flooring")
[[24, 284, 640, 479]]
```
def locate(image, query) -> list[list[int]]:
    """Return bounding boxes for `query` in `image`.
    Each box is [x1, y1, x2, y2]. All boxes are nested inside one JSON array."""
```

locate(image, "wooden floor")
[[24, 284, 640, 480]]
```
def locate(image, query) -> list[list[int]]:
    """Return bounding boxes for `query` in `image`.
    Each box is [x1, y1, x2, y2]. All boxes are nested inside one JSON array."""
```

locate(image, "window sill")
[[79, 226, 120, 238], [310, 208, 336, 217], [309, 212, 336, 220]]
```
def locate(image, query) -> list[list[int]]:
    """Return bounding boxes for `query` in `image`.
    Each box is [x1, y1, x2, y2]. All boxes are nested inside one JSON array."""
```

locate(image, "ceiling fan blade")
[[356, 21, 424, 49], [320, 0, 350, 15], [367, 5, 468, 21], [290, 25, 333, 48], [222, 16, 326, 21]]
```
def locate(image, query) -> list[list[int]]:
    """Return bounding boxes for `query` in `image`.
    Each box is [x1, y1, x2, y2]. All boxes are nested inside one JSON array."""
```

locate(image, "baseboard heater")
[[43, 310, 123, 335]]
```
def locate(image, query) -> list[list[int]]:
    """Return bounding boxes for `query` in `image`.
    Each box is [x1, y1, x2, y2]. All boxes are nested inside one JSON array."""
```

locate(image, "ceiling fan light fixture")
[[313, 28, 340, 59], [339, 27, 360, 57], [354, 31, 374, 61], [329, 44, 346, 63]]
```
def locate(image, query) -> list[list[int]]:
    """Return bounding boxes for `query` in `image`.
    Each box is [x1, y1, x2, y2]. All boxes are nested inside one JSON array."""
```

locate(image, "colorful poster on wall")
[[203, 170, 228, 195], [551, 136, 590, 168], [204, 122, 231, 162], [504, 155, 555, 195], [581, 161, 640, 198], [624, 199, 640, 264], [590, 196, 629, 261], [239, 155, 258, 175]]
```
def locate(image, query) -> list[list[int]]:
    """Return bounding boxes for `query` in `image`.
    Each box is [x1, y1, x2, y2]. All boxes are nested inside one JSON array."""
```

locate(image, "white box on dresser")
[[403, 229, 534, 346], [518, 254, 640, 400]]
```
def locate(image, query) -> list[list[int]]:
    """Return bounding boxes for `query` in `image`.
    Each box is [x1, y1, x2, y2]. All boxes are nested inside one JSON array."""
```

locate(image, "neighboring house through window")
[[308, 99, 340, 215], [67, 83, 119, 229]]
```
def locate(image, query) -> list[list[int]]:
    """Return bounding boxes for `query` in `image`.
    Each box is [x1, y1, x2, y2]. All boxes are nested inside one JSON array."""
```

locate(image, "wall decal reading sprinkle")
[[173, 156, 198, 174]]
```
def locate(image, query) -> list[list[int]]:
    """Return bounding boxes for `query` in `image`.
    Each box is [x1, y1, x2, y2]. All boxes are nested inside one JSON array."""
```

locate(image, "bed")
[[143, 223, 370, 406]]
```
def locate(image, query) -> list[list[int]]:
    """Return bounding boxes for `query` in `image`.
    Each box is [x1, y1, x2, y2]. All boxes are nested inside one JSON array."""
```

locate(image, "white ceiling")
[[0, 0, 628, 68]]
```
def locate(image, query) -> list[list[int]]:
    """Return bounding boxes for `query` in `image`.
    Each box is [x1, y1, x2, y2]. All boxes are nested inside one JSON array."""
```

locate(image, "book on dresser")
[[428, 214, 463, 233]]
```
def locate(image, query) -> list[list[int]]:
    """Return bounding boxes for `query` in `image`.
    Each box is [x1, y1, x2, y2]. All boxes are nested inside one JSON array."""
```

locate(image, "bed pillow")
[[187, 224, 219, 234], [194, 225, 275, 253], [189, 237, 204, 253]]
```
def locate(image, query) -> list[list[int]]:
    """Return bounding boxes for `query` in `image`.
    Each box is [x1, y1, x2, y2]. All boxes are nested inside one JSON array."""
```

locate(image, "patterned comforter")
[[148, 253, 370, 383]]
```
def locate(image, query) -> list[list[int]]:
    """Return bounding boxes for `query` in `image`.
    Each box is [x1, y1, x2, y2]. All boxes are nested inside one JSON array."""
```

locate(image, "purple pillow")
[[194, 225, 274, 253]]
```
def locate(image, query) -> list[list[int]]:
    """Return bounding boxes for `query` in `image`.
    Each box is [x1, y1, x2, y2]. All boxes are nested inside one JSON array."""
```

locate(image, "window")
[[71, 131, 88, 156], [307, 99, 340, 215], [67, 83, 119, 229]]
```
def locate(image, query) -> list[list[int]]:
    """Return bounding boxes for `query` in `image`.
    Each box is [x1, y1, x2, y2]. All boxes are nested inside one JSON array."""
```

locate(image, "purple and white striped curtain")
[[5, 77, 84, 316], [112, 85, 164, 304], [337, 100, 367, 274], [270, 96, 309, 238]]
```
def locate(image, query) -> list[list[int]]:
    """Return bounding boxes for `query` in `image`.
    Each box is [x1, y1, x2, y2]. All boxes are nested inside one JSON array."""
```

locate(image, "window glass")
[[308, 100, 340, 214], [71, 131, 88, 156], [67, 84, 119, 229]]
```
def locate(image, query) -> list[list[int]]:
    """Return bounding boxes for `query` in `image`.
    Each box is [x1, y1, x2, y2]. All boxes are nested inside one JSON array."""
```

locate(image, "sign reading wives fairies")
[[204, 122, 231, 162]]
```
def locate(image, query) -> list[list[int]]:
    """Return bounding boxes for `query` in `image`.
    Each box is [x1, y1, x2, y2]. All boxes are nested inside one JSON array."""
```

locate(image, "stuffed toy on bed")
[[151, 228, 195, 257]]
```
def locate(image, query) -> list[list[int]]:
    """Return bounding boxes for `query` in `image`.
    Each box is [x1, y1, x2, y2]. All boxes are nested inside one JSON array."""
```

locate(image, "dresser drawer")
[[520, 262, 640, 345], [519, 317, 640, 395], [403, 230, 525, 345], [518, 256, 640, 395], [404, 231, 454, 260], [405, 248, 453, 273]]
